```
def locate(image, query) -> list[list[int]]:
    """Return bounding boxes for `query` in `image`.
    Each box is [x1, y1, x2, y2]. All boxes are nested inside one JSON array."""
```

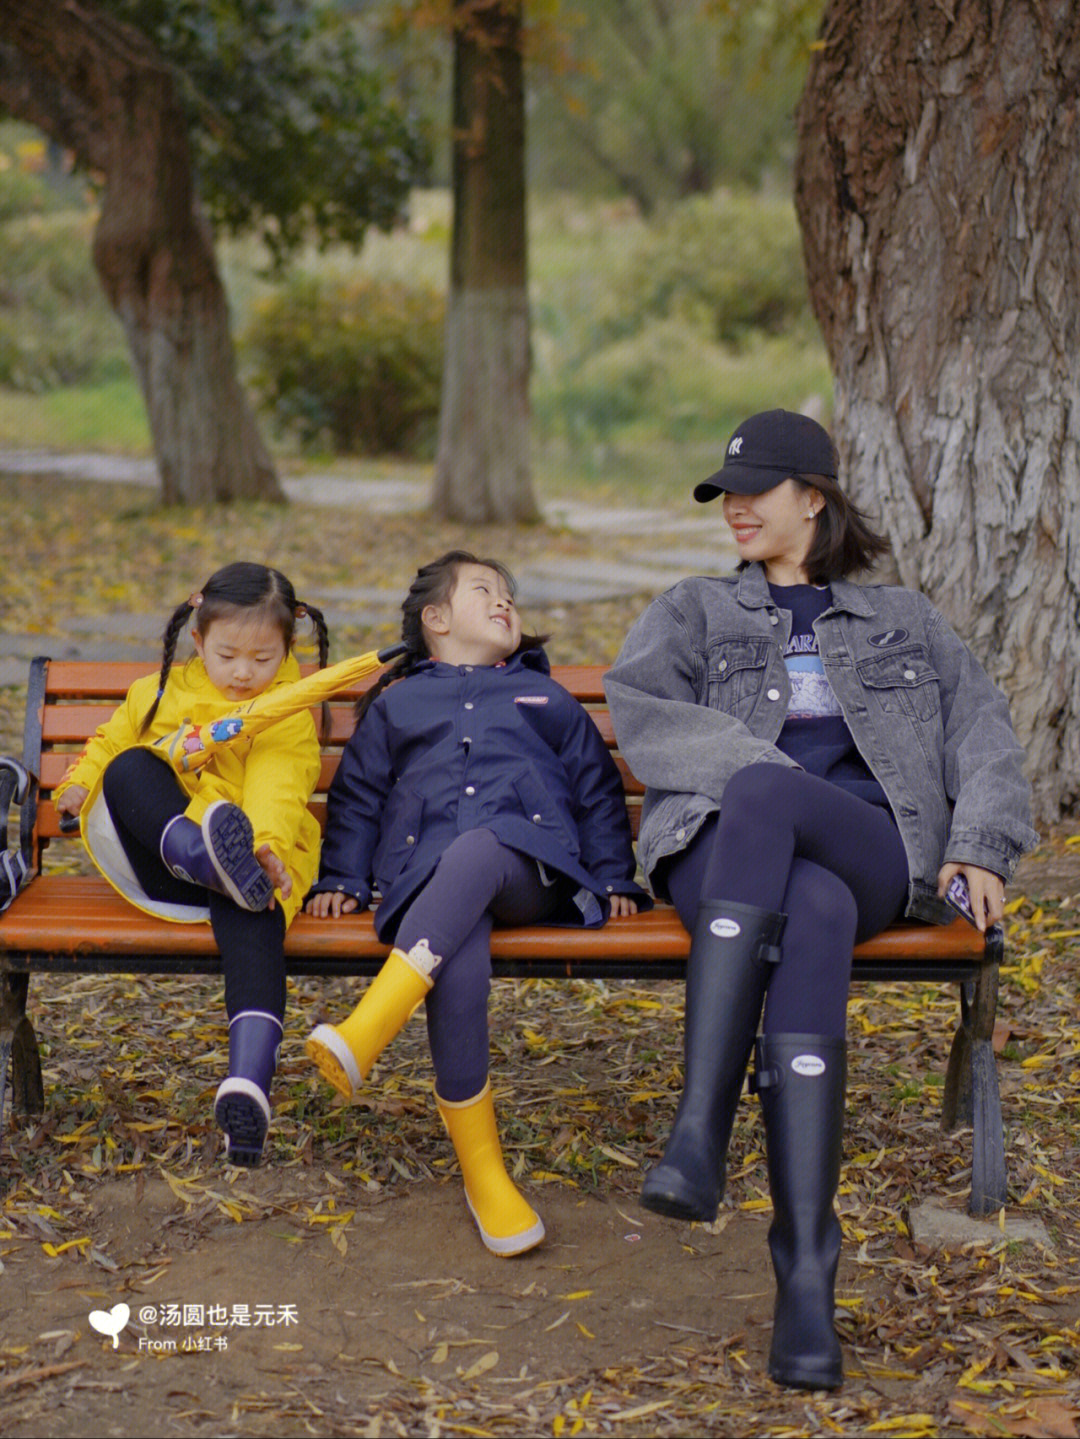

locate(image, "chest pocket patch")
[[856, 645, 941, 723], [706, 638, 770, 719]]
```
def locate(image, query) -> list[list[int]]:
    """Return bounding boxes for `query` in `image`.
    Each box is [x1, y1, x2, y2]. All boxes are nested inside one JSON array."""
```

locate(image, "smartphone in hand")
[[945, 873, 979, 927]]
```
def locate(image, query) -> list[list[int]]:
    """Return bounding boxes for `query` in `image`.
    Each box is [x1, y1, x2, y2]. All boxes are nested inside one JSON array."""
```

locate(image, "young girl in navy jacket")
[[306, 551, 648, 1255]]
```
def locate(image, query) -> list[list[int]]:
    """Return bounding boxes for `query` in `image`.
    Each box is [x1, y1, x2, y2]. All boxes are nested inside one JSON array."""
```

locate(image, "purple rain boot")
[[160, 801, 273, 911], [214, 1010, 283, 1166]]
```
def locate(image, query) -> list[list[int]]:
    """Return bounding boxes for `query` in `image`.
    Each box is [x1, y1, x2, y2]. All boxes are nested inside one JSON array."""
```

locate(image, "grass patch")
[[0, 376, 149, 452]]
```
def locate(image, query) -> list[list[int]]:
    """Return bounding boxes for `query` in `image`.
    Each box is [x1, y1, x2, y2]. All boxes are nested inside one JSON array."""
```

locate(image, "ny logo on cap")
[[728, 436, 743, 456]]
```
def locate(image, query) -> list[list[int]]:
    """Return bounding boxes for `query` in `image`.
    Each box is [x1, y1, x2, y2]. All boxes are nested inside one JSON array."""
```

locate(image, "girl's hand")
[[609, 894, 639, 918], [56, 784, 89, 816], [937, 862, 1004, 933], [306, 890, 360, 919], [256, 845, 292, 910]]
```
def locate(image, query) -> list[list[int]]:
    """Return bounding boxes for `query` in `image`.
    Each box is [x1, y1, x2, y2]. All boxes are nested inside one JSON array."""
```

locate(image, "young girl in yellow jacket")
[[53, 562, 328, 1165]]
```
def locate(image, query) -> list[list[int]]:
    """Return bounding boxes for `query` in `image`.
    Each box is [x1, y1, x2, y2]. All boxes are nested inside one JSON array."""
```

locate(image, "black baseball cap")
[[694, 409, 838, 501]]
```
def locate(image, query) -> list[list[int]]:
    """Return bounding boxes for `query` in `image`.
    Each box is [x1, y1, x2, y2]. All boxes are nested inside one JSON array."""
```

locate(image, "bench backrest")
[[21, 657, 643, 874]]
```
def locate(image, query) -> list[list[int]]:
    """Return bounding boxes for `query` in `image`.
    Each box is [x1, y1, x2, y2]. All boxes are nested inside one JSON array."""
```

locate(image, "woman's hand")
[[56, 784, 89, 817], [609, 894, 639, 918], [256, 845, 292, 910], [305, 889, 360, 919], [937, 862, 1005, 933]]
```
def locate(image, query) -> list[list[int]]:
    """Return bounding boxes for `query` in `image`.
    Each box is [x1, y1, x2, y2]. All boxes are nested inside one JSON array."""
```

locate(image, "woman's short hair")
[[794, 472, 890, 581]]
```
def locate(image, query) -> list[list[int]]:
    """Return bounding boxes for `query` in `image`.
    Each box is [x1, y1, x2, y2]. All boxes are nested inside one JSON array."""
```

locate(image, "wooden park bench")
[[1, 658, 1007, 1214]]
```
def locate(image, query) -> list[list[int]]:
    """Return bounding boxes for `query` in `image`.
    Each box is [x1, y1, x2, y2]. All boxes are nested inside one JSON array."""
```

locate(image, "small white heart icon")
[[88, 1302, 131, 1349]]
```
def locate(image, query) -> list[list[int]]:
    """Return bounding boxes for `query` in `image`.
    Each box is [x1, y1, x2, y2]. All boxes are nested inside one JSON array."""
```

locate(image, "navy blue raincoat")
[[311, 648, 651, 940]]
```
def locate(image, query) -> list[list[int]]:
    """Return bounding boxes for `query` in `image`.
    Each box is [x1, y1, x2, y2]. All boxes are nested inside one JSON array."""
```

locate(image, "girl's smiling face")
[[422, 563, 523, 667], [193, 612, 287, 700], [721, 478, 823, 585]]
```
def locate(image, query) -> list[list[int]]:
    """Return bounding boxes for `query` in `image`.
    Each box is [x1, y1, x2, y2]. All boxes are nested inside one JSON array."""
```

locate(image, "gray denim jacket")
[[604, 563, 1039, 924]]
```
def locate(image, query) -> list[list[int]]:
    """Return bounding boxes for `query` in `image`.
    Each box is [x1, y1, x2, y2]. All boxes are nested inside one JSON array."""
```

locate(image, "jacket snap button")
[[766, 687, 780, 700], [532, 813, 543, 823], [465, 785, 476, 796], [406, 835, 415, 844], [717, 659, 728, 671], [464, 702, 474, 710], [769, 614, 779, 625], [904, 669, 916, 680], [676, 827, 686, 840]]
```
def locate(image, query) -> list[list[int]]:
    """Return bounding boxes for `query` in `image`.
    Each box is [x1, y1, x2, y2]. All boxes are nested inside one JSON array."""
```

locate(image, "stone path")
[[0, 450, 736, 682]]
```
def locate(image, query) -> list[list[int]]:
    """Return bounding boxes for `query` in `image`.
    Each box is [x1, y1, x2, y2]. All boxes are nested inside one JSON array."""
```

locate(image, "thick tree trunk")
[[432, 0, 539, 523], [796, 0, 1080, 820], [0, 2, 282, 505]]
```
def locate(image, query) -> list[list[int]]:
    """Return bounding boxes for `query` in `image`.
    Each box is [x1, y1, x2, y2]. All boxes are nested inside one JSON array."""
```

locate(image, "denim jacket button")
[[767, 688, 781, 701], [717, 660, 728, 671], [904, 668, 916, 680], [769, 614, 779, 625], [465, 785, 476, 796]]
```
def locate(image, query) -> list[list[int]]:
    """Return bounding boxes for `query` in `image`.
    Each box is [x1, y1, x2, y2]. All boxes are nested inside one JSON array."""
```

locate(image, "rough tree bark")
[[432, 0, 539, 523], [796, 0, 1080, 819], [0, 1, 283, 504]]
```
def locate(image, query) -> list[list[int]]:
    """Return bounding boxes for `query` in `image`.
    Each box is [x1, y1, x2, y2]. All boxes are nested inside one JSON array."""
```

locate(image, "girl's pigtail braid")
[[139, 602, 192, 734], [299, 601, 332, 741], [354, 650, 414, 726]]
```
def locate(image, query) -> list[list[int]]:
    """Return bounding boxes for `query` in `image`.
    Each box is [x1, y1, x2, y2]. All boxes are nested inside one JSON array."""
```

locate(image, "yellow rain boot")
[[305, 941, 436, 1098], [437, 1081, 545, 1257]]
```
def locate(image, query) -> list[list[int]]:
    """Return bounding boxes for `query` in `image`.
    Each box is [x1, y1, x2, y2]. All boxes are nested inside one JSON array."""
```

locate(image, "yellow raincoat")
[[55, 652, 321, 927]]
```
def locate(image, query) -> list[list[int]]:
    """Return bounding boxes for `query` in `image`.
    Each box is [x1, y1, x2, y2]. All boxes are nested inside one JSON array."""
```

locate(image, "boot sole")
[[203, 803, 274, 912], [305, 1026, 362, 1099], [465, 1192, 546, 1256], [769, 1360, 843, 1391], [640, 1165, 719, 1224], [215, 1078, 270, 1167]]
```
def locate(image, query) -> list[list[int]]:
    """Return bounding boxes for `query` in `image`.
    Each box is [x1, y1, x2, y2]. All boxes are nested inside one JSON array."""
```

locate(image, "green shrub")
[[242, 275, 445, 456], [614, 190, 812, 345], [0, 212, 132, 390]]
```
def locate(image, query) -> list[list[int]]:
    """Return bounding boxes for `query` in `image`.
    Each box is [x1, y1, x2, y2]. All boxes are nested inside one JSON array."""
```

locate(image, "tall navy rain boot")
[[753, 1031, 847, 1390], [640, 899, 785, 1223], [160, 801, 273, 911], [214, 1010, 283, 1166]]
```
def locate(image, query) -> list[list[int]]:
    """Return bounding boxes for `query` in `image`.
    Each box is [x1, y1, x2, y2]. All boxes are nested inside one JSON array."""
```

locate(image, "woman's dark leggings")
[[101, 749, 286, 1020], [392, 828, 565, 1103], [663, 765, 910, 1038]]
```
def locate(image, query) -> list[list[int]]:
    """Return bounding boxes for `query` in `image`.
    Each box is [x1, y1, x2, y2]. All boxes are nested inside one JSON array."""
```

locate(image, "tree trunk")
[[0, 2, 282, 505], [796, 0, 1080, 820], [432, 0, 539, 523]]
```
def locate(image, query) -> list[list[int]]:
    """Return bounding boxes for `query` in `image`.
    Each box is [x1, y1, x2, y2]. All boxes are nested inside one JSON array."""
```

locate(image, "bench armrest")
[[0, 757, 34, 913]]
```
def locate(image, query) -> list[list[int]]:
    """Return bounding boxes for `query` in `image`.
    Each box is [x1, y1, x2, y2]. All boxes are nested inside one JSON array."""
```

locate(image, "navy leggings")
[[101, 749, 286, 1021], [392, 828, 567, 1102], [663, 765, 910, 1038]]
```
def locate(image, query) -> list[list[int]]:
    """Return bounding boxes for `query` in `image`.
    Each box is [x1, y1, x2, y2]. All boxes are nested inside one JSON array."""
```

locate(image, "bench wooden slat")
[[1, 875, 987, 965]]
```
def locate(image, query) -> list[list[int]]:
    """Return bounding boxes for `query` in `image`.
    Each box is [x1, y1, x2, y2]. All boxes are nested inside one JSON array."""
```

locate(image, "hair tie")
[[188, 592, 203, 609], [295, 604, 307, 619], [156, 685, 166, 698]]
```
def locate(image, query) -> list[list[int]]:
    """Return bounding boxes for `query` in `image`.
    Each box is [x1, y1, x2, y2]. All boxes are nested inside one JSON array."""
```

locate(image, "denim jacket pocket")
[[706, 637, 770, 720], [373, 784, 424, 888], [856, 646, 942, 723]]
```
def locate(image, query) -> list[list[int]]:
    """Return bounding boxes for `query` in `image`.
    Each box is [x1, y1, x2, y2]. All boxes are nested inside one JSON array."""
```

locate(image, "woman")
[[604, 409, 1038, 1390]]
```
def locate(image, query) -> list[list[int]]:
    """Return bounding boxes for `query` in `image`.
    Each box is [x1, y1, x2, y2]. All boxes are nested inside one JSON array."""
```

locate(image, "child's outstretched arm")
[[306, 698, 395, 918], [54, 681, 147, 815], [555, 693, 651, 917]]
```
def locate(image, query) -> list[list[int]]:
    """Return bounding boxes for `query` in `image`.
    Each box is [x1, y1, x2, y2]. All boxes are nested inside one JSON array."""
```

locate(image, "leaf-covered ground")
[[2, 473, 1079, 1437]]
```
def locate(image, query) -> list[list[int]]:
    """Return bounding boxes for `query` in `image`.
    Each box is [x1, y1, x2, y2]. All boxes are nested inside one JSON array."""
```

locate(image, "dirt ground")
[[3, 476, 1080, 1435], [4, 825, 1080, 1439]]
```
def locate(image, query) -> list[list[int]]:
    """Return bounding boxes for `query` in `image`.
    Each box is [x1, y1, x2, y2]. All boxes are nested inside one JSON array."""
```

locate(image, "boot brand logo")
[[709, 918, 742, 938], [792, 1055, 826, 1077]]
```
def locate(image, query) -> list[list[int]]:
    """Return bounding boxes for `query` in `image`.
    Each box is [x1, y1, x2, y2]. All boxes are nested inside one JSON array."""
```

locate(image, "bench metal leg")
[[1, 971, 44, 1133], [941, 937, 1006, 1216]]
